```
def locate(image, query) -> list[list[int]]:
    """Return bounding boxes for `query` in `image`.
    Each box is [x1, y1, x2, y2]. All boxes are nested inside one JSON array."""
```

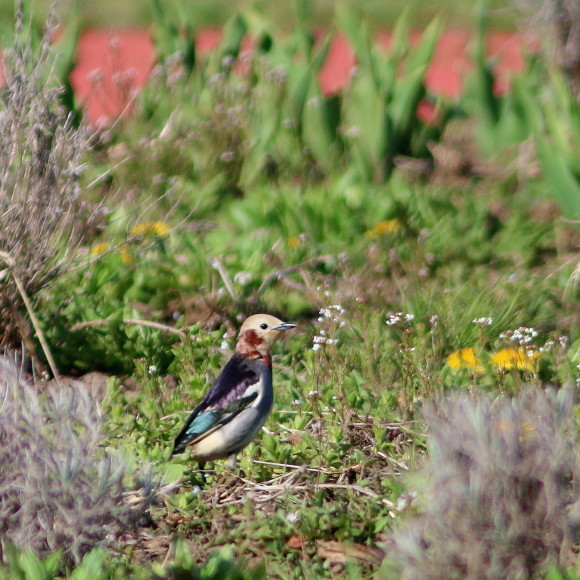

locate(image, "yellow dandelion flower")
[[288, 236, 303, 249], [91, 242, 110, 255], [119, 246, 134, 266], [490, 348, 540, 371], [364, 219, 401, 239], [446, 347, 484, 372], [130, 221, 169, 237]]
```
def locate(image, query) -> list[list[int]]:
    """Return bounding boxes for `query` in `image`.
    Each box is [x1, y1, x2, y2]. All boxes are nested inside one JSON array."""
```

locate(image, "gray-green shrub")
[[387, 387, 578, 579], [0, 4, 99, 355], [0, 356, 154, 565]]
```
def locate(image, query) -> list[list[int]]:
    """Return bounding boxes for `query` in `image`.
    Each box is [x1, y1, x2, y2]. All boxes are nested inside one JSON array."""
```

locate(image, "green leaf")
[[536, 138, 580, 220], [216, 13, 247, 64], [68, 548, 108, 580], [18, 551, 50, 580]]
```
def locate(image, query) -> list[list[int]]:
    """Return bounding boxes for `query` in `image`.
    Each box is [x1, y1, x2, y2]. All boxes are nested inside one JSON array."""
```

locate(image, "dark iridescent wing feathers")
[[172, 354, 259, 455]]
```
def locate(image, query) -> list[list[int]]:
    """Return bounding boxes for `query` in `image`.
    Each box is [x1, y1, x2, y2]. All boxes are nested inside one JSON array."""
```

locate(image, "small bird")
[[172, 314, 296, 468]]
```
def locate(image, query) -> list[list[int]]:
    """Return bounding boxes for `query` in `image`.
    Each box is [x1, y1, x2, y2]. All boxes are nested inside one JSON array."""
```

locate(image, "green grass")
[[34, 169, 577, 577]]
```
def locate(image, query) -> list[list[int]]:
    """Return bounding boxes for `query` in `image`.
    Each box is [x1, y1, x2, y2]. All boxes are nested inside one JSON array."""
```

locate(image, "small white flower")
[[500, 327, 539, 345], [386, 312, 414, 326], [472, 317, 493, 326], [286, 512, 300, 524], [148, 365, 157, 374], [312, 343, 322, 352], [292, 400, 302, 408]]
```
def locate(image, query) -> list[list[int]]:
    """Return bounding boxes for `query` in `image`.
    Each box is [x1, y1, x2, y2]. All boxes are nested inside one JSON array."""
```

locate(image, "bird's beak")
[[272, 322, 297, 332]]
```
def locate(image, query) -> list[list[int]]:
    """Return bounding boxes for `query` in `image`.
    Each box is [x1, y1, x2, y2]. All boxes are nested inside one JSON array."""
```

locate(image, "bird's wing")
[[172, 354, 260, 455]]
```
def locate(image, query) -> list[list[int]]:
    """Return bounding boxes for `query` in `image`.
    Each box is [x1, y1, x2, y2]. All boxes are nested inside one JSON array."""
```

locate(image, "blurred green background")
[[0, 0, 517, 29]]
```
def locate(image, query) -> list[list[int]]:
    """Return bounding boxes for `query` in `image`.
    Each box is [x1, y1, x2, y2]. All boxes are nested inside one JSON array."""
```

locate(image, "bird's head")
[[236, 314, 296, 359]]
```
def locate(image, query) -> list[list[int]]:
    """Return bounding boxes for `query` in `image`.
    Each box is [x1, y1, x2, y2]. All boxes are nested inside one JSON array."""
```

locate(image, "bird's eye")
[[260, 323, 268, 330]]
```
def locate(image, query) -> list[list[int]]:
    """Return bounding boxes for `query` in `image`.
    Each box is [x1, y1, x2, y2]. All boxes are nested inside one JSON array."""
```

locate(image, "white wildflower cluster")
[[220, 332, 230, 351], [540, 335, 569, 353], [286, 512, 300, 524], [307, 390, 321, 401], [472, 317, 493, 326], [386, 312, 415, 326], [291, 399, 302, 408], [312, 305, 346, 351], [147, 365, 157, 374], [317, 305, 346, 325], [499, 326, 538, 345], [312, 330, 339, 351]]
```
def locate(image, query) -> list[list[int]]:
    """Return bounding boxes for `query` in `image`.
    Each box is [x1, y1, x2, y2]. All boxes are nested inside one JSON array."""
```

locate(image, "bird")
[[171, 314, 296, 469]]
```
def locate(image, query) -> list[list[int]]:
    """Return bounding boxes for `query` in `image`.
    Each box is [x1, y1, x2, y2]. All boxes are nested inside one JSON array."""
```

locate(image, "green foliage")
[[339, 7, 442, 181], [465, 0, 580, 219], [119, 2, 445, 197], [150, 0, 196, 74], [41, 241, 183, 374], [0, 545, 62, 580]]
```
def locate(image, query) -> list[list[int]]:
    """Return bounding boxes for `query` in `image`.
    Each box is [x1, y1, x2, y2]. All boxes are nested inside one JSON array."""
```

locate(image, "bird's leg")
[[226, 454, 237, 470], [221, 453, 243, 487], [195, 461, 208, 487]]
